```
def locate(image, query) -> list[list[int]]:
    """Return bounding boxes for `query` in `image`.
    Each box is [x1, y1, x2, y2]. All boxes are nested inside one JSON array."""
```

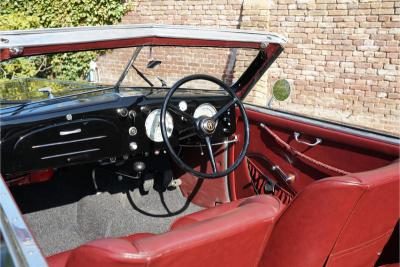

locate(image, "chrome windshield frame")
[[0, 175, 48, 267]]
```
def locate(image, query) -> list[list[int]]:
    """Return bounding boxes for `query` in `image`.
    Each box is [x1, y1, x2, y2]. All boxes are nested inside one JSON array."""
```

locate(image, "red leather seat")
[[260, 161, 399, 267], [48, 194, 282, 267], [48, 161, 399, 267]]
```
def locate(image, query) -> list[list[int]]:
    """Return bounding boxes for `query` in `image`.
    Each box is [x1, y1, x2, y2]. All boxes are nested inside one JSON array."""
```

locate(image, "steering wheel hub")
[[200, 118, 216, 135]]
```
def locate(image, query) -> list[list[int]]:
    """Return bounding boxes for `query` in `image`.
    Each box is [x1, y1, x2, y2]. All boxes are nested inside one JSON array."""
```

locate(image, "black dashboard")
[[0, 90, 236, 176]]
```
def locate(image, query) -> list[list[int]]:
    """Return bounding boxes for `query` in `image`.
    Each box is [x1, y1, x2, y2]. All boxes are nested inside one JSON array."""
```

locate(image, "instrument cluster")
[[143, 102, 219, 143], [119, 99, 236, 158]]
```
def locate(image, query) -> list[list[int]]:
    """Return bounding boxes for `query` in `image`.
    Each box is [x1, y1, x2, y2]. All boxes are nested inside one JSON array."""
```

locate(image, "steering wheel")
[[160, 74, 250, 179]]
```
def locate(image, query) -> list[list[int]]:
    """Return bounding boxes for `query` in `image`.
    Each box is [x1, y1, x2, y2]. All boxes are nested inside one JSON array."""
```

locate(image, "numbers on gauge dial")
[[145, 109, 174, 142], [193, 103, 217, 118]]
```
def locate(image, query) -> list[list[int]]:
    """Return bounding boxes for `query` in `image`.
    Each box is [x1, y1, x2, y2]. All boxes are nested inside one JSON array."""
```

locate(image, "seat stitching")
[[329, 229, 394, 257], [323, 186, 368, 266]]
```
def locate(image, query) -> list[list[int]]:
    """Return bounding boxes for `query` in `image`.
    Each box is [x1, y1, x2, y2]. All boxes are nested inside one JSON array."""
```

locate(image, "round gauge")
[[145, 109, 174, 142], [178, 101, 188, 111], [193, 103, 217, 118]]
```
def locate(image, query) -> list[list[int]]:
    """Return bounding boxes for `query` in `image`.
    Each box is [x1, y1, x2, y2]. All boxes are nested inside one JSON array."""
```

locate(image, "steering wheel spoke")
[[204, 136, 217, 173], [212, 98, 237, 120], [178, 126, 197, 141], [168, 104, 194, 123]]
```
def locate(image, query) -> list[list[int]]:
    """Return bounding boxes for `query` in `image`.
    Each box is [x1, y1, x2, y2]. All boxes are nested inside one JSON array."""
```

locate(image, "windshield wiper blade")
[[114, 47, 142, 92], [0, 100, 30, 105]]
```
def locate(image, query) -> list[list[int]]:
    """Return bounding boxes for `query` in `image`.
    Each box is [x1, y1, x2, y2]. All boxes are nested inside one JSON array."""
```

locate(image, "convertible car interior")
[[0, 25, 398, 267]]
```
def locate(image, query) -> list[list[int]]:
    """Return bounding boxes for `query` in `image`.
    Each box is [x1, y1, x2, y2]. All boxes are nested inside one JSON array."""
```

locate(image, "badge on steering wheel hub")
[[202, 118, 216, 134]]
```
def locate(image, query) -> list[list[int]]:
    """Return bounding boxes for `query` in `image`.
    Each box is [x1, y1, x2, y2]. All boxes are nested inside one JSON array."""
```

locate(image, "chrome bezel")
[[193, 103, 217, 119], [144, 109, 174, 142]]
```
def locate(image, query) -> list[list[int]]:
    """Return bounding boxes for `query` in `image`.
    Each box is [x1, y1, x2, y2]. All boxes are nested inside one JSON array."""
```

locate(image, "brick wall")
[[266, 0, 399, 135], [97, 0, 399, 135]]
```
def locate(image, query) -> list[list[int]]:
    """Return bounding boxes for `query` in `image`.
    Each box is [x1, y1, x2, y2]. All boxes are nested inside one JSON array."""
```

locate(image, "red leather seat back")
[[62, 195, 282, 267], [326, 162, 399, 267], [259, 162, 399, 267]]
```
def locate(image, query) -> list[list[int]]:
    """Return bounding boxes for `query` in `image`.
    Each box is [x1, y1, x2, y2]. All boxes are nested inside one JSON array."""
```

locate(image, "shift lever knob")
[[133, 161, 146, 173]]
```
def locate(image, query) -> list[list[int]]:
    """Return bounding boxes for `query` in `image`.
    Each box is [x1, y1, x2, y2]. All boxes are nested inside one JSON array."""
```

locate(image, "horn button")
[[199, 117, 217, 135]]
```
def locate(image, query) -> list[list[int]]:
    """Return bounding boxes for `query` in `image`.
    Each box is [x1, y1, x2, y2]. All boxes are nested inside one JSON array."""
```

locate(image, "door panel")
[[229, 106, 399, 200]]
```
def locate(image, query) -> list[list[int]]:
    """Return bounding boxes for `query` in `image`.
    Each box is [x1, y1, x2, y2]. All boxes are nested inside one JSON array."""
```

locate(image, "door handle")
[[294, 132, 322, 147], [59, 129, 82, 136]]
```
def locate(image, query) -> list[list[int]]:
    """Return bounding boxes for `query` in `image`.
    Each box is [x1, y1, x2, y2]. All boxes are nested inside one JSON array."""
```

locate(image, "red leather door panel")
[[229, 107, 399, 200]]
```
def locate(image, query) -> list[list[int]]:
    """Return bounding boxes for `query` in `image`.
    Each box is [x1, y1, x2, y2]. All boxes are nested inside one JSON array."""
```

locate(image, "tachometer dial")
[[193, 103, 217, 118], [145, 109, 174, 142]]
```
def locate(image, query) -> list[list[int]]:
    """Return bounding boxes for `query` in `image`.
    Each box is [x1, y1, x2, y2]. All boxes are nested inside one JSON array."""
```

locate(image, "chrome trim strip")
[[41, 148, 100, 160], [59, 128, 81, 136], [222, 139, 230, 202], [245, 104, 400, 145], [32, 135, 106, 149], [0, 175, 48, 267], [179, 135, 238, 147], [0, 24, 286, 50]]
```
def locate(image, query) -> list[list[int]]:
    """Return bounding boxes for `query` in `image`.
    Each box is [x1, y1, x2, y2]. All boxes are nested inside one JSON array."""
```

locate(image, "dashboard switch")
[[116, 108, 128, 117], [129, 110, 137, 119], [140, 106, 151, 115], [129, 142, 138, 151]]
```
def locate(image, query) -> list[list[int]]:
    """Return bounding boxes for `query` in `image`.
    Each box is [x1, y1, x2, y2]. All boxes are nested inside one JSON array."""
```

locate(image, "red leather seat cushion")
[[120, 232, 155, 243], [47, 194, 282, 267], [47, 251, 71, 267], [170, 195, 276, 230], [48, 233, 155, 267]]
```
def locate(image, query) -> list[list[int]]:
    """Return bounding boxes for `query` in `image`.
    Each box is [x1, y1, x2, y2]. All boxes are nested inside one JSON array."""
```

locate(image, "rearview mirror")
[[147, 60, 162, 69], [38, 87, 54, 99], [267, 79, 291, 107]]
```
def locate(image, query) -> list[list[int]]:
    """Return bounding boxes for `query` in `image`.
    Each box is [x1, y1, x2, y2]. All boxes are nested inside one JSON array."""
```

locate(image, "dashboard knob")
[[133, 161, 146, 172], [117, 108, 128, 117], [140, 106, 151, 115], [129, 142, 138, 151], [129, 126, 137, 136]]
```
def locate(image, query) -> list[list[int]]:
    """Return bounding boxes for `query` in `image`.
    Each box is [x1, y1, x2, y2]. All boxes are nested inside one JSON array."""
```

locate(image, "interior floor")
[[11, 166, 202, 256]]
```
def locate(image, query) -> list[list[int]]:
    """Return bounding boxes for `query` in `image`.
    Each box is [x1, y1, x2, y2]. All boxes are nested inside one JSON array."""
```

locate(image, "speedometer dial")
[[145, 109, 174, 142], [193, 103, 217, 118]]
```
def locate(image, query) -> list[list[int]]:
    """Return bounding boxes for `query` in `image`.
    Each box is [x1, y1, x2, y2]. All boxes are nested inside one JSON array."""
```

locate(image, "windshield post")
[[114, 46, 143, 92]]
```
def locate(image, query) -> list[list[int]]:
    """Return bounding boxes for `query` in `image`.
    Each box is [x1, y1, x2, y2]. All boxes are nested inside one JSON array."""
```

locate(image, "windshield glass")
[[0, 46, 259, 105]]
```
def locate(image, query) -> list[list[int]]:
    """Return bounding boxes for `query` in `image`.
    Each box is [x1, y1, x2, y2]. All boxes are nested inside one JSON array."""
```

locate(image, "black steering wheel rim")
[[160, 74, 250, 179]]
